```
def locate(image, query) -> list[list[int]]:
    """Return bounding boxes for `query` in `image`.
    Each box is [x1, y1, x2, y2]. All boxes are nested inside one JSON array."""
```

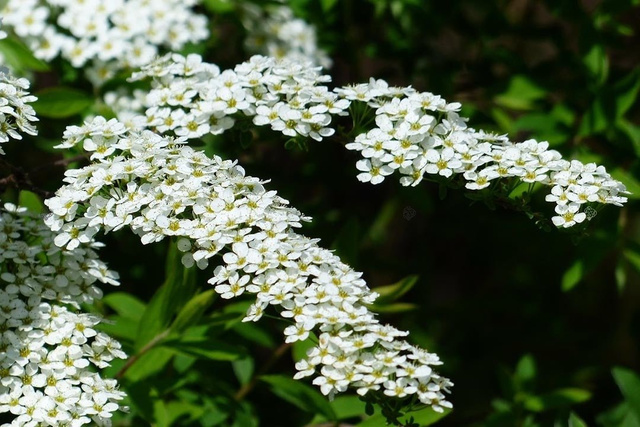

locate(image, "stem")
[[234, 342, 292, 402], [114, 329, 170, 379]]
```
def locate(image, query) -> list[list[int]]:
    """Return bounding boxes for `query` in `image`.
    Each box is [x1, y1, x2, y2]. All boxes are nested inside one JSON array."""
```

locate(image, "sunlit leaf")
[[495, 75, 547, 110], [0, 37, 50, 72], [103, 292, 146, 322], [18, 191, 43, 214], [32, 87, 94, 118]]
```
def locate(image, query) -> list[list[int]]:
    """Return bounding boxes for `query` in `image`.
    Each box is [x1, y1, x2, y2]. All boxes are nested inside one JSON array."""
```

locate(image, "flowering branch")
[[44, 117, 453, 413], [118, 53, 628, 229]]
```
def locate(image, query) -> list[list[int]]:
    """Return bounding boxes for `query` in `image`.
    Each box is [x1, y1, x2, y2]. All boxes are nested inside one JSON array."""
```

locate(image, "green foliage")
[[487, 355, 592, 425]]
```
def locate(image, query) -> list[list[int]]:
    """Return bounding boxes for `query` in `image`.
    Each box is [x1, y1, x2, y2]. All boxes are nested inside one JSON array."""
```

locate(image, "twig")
[[0, 154, 88, 199]]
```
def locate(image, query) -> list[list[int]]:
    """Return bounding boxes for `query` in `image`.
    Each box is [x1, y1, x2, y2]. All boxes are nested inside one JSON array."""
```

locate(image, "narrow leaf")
[[373, 275, 419, 304], [569, 412, 588, 427], [170, 290, 217, 334]]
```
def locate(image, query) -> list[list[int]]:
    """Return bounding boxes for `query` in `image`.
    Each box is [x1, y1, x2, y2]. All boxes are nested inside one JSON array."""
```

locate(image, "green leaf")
[[232, 321, 277, 349], [260, 374, 337, 421], [491, 108, 514, 133], [515, 354, 536, 391], [102, 292, 146, 322], [614, 69, 640, 119], [135, 282, 179, 350], [368, 302, 419, 313], [583, 44, 609, 86], [597, 402, 640, 427], [231, 402, 259, 427], [31, 87, 94, 119], [321, 0, 339, 11], [135, 242, 196, 350], [18, 191, 43, 214], [125, 381, 156, 421], [96, 315, 139, 342], [329, 395, 367, 420], [578, 98, 609, 135], [124, 347, 175, 381], [373, 275, 419, 304], [613, 367, 640, 420], [0, 37, 50, 72], [232, 357, 254, 386], [569, 412, 588, 427], [153, 399, 170, 427], [616, 259, 627, 292], [495, 75, 547, 110], [624, 249, 640, 273], [163, 337, 247, 361], [170, 290, 217, 334], [523, 388, 591, 412], [164, 401, 206, 426], [621, 412, 640, 427], [292, 335, 317, 362], [562, 259, 584, 291], [618, 119, 640, 157], [201, 0, 235, 12]]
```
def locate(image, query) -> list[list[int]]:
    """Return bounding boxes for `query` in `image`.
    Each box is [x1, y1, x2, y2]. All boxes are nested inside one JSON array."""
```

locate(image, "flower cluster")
[[0, 203, 126, 426], [44, 117, 453, 412], [126, 53, 349, 142], [0, 27, 38, 154], [337, 80, 629, 227], [241, 3, 332, 69], [124, 53, 628, 228], [1, 0, 208, 85]]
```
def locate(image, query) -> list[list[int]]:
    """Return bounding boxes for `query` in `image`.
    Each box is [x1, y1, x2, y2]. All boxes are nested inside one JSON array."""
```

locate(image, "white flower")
[[0, 204, 126, 425], [356, 158, 393, 185], [552, 203, 587, 228], [423, 148, 463, 178], [2, 0, 209, 85]]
